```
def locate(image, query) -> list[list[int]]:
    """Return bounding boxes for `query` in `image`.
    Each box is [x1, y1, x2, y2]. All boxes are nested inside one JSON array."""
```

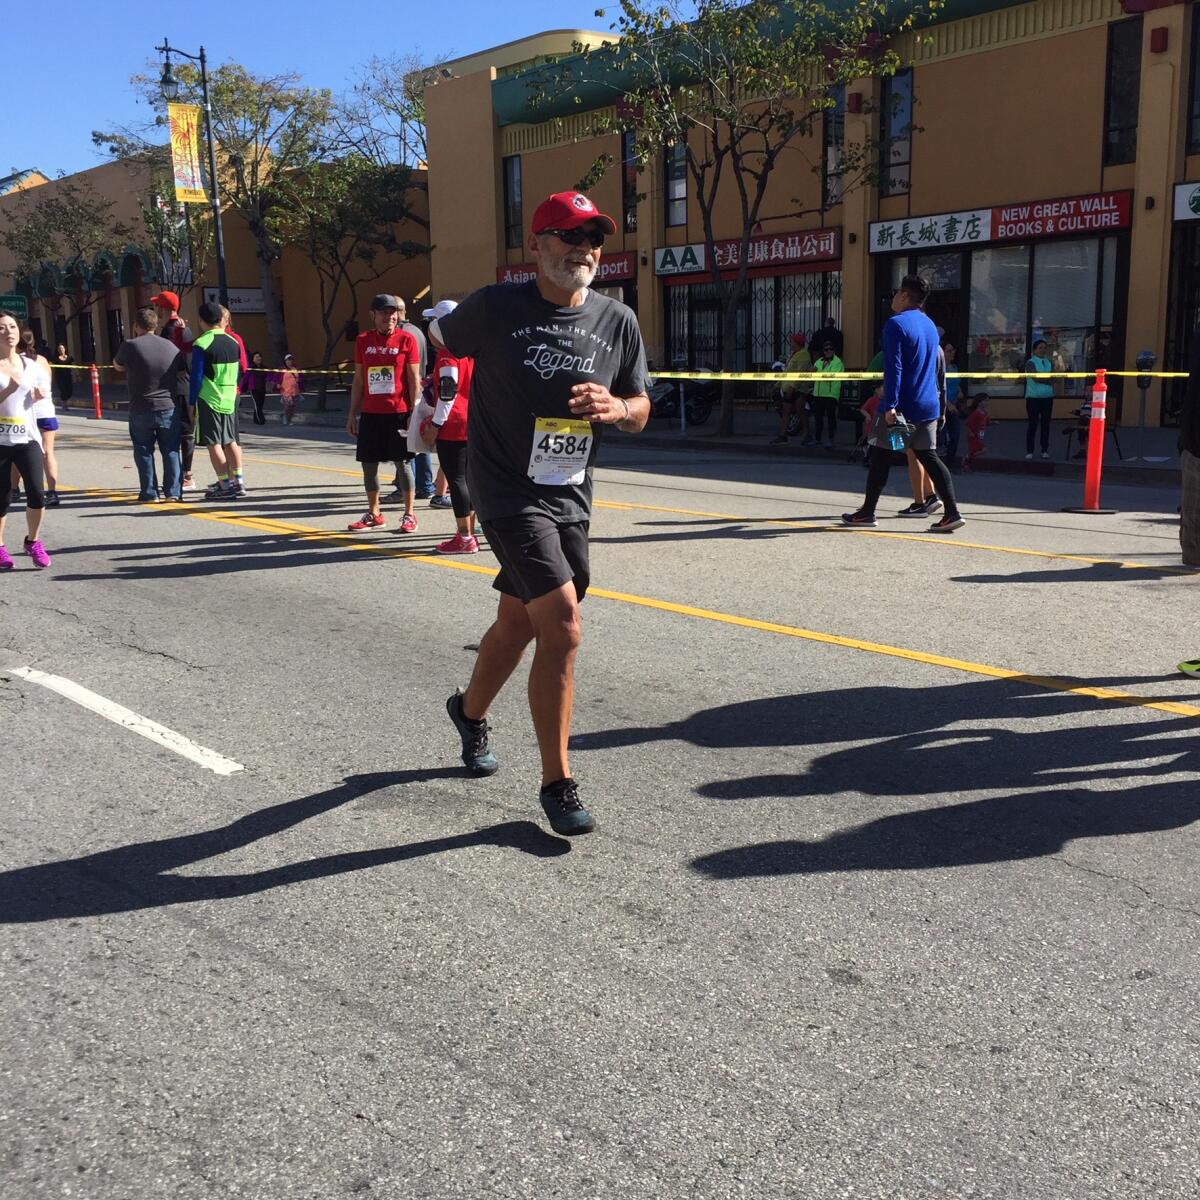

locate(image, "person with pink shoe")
[[0, 310, 52, 570], [420, 299, 479, 555]]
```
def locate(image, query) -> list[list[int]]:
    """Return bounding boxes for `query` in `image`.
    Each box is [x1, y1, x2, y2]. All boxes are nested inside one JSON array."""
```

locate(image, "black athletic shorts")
[[356, 411, 411, 464], [196, 404, 238, 447], [481, 511, 590, 604]]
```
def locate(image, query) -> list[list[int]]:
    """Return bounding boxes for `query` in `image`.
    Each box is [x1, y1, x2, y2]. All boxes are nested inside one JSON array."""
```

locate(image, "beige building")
[[425, 1, 1200, 425], [0, 159, 430, 372]]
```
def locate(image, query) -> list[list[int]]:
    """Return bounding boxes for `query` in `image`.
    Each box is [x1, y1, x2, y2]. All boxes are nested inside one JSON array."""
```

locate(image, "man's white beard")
[[543, 256, 596, 292]]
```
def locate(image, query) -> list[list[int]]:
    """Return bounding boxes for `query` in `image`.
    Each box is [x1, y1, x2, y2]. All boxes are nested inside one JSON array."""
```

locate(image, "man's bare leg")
[[522, 582, 581, 787], [462, 593, 534, 721]]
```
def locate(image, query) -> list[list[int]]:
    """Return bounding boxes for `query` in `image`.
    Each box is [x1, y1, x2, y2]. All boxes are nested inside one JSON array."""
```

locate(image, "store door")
[[916, 252, 966, 354]]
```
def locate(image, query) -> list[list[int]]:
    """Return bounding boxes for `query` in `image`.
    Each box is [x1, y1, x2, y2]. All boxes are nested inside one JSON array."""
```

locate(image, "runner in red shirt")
[[419, 299, 477, 554], [347, 294, 420, 531]]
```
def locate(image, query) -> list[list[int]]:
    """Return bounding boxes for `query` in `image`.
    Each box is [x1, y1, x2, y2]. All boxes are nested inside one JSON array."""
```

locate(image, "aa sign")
[[168, 103, 207, 205]]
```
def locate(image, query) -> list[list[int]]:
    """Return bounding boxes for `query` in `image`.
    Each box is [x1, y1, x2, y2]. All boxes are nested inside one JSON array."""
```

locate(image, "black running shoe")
[[896, 501, 926, 517], [539, 778, 595, 836], [446, 690, 498, 775], [840, 510, 878, 527]]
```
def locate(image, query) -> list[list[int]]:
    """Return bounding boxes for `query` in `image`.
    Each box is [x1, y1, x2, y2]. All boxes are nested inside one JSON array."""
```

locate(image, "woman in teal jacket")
[[1024, 339, 1054, 459]]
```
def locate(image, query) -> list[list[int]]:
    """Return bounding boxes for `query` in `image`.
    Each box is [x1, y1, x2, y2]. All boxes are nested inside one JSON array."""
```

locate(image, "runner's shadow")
[[690, 779, 1200, 877], [0, 770, 567, 923]]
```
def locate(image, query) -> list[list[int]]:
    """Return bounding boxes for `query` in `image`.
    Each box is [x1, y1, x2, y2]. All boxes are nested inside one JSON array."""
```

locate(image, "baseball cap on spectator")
[[149, 290, 180, 310], [370, 294, 403, 311], [531, 191, 617, 236], [790, 333, 806, 347], [421, 299, 458, 321]]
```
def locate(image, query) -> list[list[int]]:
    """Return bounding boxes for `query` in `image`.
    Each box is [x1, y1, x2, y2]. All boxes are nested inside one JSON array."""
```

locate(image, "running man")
[[189, 302, 246, 500], [842, 274, 964, 533], [431, 190, 651, 835], [347, 294, 421, 532]]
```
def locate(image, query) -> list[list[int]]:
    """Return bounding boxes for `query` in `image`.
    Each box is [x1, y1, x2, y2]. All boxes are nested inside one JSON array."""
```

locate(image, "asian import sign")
[[869, 191, 1132, 254], [654, 228, 841, 277]]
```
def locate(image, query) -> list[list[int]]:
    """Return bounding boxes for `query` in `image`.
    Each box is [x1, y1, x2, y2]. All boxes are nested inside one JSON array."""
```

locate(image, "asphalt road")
[[2, 415, 1198, 1199]]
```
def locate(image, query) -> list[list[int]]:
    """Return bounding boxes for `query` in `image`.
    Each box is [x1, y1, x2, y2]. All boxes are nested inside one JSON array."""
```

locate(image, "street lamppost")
[[157, 39, 229, 307]]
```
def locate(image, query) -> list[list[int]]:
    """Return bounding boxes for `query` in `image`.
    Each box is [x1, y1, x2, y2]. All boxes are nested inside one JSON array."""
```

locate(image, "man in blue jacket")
[[842, 274, 964, 532]]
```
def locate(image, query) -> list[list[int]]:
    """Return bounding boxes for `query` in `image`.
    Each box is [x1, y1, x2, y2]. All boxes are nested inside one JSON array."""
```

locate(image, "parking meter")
[[1134, 350, 1156, 461]]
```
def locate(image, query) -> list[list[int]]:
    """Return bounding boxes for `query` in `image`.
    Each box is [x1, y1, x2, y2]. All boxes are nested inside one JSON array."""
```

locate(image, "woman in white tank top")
[[0, 310, 52, 568]]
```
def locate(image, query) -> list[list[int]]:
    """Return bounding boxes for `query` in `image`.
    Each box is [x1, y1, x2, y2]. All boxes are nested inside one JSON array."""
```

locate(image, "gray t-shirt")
[[438, 282, 649, 523], [400, 319, 429, 378], [114, 333, 188, 414]]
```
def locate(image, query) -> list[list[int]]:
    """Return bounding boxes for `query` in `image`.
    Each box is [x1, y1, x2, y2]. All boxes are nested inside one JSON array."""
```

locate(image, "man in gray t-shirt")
[[113, 306, 188, 501], [432, 189, 651, 837]]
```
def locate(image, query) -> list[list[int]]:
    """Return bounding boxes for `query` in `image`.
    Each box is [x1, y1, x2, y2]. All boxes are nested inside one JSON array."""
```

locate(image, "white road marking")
[[3, 666, 244, 776]]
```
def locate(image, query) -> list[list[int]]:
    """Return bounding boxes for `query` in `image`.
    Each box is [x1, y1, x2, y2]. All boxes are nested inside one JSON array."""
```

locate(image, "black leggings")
[[0, 442, 46, 515], [862, 444, 958, 519], [1026, 397, 1052, 454], [812, 396, 837, 442], [436, 440, 472, 519]]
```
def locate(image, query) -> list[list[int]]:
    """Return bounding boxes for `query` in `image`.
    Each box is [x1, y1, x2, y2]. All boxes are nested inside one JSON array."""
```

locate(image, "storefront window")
[[622, 130, 638, 233], [968, 245, 1030, 395], [665, 271, 841, 370], [915, 252, 962, 291], [1104, 18, 1142, 165], [879, 69, 912, 197], [502, 155, 522, 249], [1100, 234, 1117, 326], [1189, 13, 1200, 154], [823, 85, 845, 209], [1032, 239, 1099, 392], [665, 143, 687, 227]]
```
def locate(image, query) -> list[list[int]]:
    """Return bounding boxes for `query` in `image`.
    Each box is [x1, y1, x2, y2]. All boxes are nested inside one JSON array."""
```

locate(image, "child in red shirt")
[[964, 393, 991, 472]]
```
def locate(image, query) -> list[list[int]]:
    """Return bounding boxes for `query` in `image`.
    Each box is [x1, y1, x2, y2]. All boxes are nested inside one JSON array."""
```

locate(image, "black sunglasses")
[[540, 227, 606, 248]]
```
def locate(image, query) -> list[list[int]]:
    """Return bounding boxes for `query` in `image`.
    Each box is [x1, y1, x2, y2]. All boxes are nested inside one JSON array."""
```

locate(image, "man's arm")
[[347, 364, 364, 437], [406, 362, 421, 418], [189, 346, 205, 406], [880, 321, 902, 415]]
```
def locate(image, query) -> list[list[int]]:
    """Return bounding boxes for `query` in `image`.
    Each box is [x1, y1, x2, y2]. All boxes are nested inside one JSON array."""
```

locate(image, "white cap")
[[422, 299, 458, 321]]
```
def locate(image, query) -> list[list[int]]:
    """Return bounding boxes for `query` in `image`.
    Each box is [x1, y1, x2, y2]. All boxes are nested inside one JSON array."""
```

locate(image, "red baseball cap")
[[149, 290, 180, 310], [531, 191, 617, 236]]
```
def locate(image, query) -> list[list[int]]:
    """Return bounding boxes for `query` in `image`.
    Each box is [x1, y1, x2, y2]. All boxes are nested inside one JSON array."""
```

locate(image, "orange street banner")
[[168, 103, 206, 204]]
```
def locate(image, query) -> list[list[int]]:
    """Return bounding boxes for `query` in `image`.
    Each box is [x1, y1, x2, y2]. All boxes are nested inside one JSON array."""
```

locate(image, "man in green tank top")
[[189, 301, 245, 500]]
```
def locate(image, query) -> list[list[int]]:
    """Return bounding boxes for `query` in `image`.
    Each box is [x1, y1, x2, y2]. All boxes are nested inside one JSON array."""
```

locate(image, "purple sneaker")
[[23, 538, 51, 569], [0, 545, 13, 571]]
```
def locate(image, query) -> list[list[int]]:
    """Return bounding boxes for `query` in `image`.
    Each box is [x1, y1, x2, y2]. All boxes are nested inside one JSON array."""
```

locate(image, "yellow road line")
[[73, 487, 1200, 720], [67, 431, 1193, 573]]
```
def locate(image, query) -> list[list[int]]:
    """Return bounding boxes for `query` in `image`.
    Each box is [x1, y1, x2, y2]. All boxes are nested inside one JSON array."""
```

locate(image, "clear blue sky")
[[15, 2, 614, 179]]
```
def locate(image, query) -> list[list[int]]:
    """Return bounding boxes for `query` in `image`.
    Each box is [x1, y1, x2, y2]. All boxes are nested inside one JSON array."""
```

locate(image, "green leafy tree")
[[95, 63, 333, 362], [270, 156, 430, 406], [540, 0, 939, 434], [1, 177, 130, 350]]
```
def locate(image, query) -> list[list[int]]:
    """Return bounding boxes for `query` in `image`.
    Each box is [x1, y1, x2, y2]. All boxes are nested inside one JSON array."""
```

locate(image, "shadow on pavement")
[[949, 562, 1193, 584], [570, 677, 1200, 877], [0, 770, 567, 923]]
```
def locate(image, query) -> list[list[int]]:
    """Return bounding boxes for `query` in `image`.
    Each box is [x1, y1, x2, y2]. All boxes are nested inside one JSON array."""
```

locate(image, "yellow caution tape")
[[652, 369, 1190, 382]]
